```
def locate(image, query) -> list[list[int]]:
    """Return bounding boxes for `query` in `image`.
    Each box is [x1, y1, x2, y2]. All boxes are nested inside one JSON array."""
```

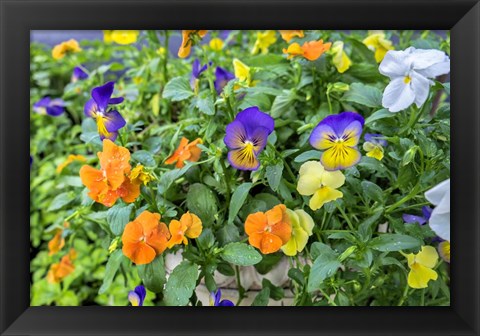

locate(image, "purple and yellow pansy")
[[84, 82, 126, 141], [33, 97, 66, 117], [190, 59, 211, 93], [309, 112, 365, 171], [128, 285, 146, 306], [363, 133, 387, 161], [224, 107, 274, 171], [210, 289, 234, 306]]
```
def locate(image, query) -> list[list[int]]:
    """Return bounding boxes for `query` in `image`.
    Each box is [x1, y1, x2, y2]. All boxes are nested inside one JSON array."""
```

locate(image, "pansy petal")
[[281, 237, 298, 256], [84, 99, 99, 118], [410, 71, 432, 107], [309, 186, 343, 211], [408, 264, 438, 289], [235, 107, 274, 136], [378, 49, 411, 78], [259, 232, 283, 254], [218, 299, 235, 306], [428, 192, 450, 241], [410, 49, 448, 71], [250, 127, 270, 154], [321, 170, 346, 189], [402, 214, 427, 225], [321, 145, 361, 171], [227, 147, 260, 171], [134, 285, 147, 306], [309, 123, 337, 150], [104, 110, 127, 132], [124, 242, 156, 265], [295, 209, 314, 236], [224, 121, 248, 149], [297, 173, 323, 196], [108, 97, 124, 105], [128, 291, 141, 306], [46, 105, 65, 116], [416, 246, 438, 269], [425, 179, 450, 206], [382, 77, 416, 112], [92, 82, 114, 111], [245, 212, 268, 235]]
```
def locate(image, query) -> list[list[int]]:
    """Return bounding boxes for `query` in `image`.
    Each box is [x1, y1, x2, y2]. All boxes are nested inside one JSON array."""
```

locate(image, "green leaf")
[[255, 253, 283, 275], [369, 234, 422, 252], [163, 261, 199, 306], [365, 109, 394, 124], [361, 180, 384, 203], [216, 223, 240, 245], [132, 150, 156, 167], [151, 93, 160, 116], [252, 287, 270, 306], [342, 83, 382, 108], [48, 192, 76, 211], [265, 162, 283, 192], [220, 242, 262, 266], [99, 250, 124, 294], [358, 208, 384, 240], [262, 278, 284, 300], [186, 183, 218, 227], [196, 228, 215, 251], [288, 268, 305, 285], [310, 242, 338, 260], [195, 91, 215, 115], [217, 262, 235, 276], [107, 203, 134, 235], [163, 76, 194, 101], [271, 90, 295, 118], [228, 182, 252, 223], [157, 164, 192, 194], [294, 150, 322, 163], [307, 255, 341, 292], [137, 255, 166, 293]]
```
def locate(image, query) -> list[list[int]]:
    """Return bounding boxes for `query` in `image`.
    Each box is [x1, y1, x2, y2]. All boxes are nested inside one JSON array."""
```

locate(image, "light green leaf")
[[196, 91, 215, 115], [228, 182, 252, 223], [220, 242, 262, 266], [163, 76, 194, 101], [365, 109, 394, 124], [369, 234, 422, 252], [132, 150, 156, 167], [265, 162, 283, 192], [107, 203, 134, 235], [137, 255, 166, 293], [361, 180, 384, 203], [342, 83, 382, 108], [186, 184, 218, 227], [294, 150, 322, 163], [163, 261, 199, 306], [99, 250, 124, 294], [48, 192, 76, 211]]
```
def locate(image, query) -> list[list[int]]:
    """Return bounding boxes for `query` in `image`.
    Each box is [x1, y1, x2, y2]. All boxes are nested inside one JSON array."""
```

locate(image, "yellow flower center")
[[404, 76, 411, 84]]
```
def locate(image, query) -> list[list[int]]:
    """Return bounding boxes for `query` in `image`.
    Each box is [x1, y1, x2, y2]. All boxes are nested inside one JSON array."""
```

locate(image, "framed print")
[[1, 0, 479, 335]]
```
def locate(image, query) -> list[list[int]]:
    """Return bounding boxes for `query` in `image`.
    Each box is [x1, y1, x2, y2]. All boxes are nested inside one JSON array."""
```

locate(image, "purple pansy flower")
[[210, 289, 234, 306], [403, 206, 433, 225], [72, 66, 89, 82], [224, 106, 274, 171], [214, 67, 235, 94], [128, 285, 146, 306], [190, 59, 211, 91], [309, 112, 365, 171], [33, 97, 66, 117], [84, 82, 126, 141]]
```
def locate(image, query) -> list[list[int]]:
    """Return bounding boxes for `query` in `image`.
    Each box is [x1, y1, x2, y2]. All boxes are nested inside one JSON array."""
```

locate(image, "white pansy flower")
[[425, 179, 450, 241], [379, 47, 450, 112]]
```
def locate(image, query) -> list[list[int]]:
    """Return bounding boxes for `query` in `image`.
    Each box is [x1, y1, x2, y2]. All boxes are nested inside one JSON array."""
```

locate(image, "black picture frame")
[[1, 0, 479, 335]]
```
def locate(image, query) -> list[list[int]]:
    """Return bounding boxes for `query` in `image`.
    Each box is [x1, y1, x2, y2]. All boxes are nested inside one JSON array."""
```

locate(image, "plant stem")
[[336, 203, 355, 231], [397, 282, 411, 306], [219, 158, 231, 206], [235, 266, 246, 306]]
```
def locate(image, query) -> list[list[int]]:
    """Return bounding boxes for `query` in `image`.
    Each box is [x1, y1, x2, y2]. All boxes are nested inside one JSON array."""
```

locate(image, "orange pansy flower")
[[279, 30, 304, 42], [122, 211, 171, 265], [47, 249, 76, 284], [165, 137, 203, 168], [48, 222, 70, 256], [80, 139, 140, 207], [178, 30, 208, 58], [56, 154, 87, 173], [245, 204, 292, 254], [283, 39, 332, 61], [167, 212, 203, 248]]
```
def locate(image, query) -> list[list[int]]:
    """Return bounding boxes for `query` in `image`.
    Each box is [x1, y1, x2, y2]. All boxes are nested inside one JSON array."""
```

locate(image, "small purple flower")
[[224, 106, 274, 171], [364, 133, 387, 147], [190, 59, 211, 91], [72, 66, 89, 82], [128, 285, 146, 306], [403, 206, 433, 225], [309, 112, 365, 171], [33, 97, 66, 117], [210, 289, 234, 306], [84, 82, 126, 141], [214, 67, 235, 94], [30, 155, 33, 167]]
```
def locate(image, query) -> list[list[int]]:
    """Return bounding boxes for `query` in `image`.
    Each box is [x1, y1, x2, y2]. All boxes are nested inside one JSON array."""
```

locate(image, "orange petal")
[[122, 241, 156, 265], [302, 40, 332, 61], [118, 179, 140, 204], [167, 220, 187, 248], [271, 221, 292, 245], [98, 139, 131, 190], [146, 222, 170, 254], [245, 212, 268, 235], [266, 204, 287, 225], [182, 212, 203, 239], [259, 232, 283, 254], [248, 232, 265, 251], [136, 211, 161, 234], [48, 230, 65, 256]]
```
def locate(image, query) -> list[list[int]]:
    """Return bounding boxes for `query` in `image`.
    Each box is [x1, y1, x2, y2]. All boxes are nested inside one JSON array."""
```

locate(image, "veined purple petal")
[[422, 206, 433, 220], [234, 106, 274, 137], [92, 82, 114, 112], [250, 126, 270, 154], [72, 66, 88, 81], [214, 67, 235, 94], [108, 97, 124, 105], [309, 123, 337, 150], [103, 110, 126, 132], [224, 120, 247, 150], [402, 214, 427, 225], [364, 133, 387, 147], [45, 105, 65, 116], [84, 98, 99, 118], [315, 112, 365, 139]]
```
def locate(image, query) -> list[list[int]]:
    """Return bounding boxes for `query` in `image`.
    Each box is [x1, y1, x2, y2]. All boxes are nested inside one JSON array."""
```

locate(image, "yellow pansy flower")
[[129, 164, 155, 186], [233, 58, 257, 88], [406, 246, 439, 289], [362, 133, 387, 161], [438, 241, 450, 263], [103, 30, 113, 44], [362, 31, 394, 63], [279, 30, 304, 42], [330, 41, 352, 73], [297, 161, 345, 211], [209, 37, 224, 51], [251, 30, 277, 55], [56, 154, 87, 173], [281, 209, 314, 256], [51, 39, 81, 60], [110, 30, 140, 45]]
